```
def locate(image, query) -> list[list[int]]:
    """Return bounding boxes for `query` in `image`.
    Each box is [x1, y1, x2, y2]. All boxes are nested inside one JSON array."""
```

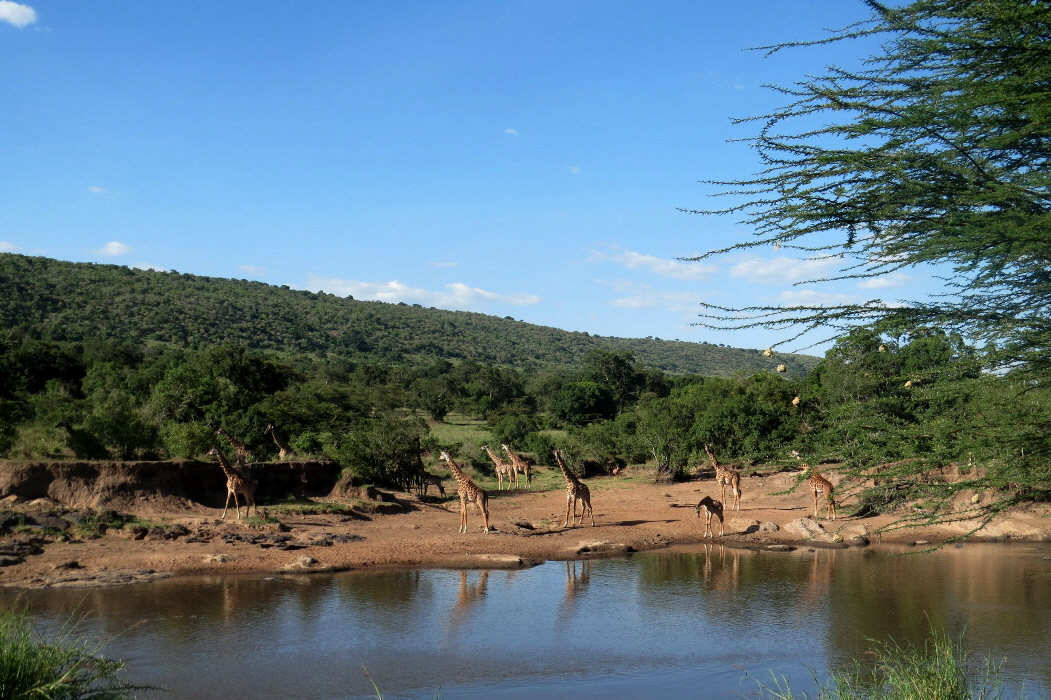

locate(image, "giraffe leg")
[[564, 495, 573, 528], [233, 492, 242, 520], [222, 490, 233, 519], [813, 489, 820, 518], [480, 496, 490, 534]]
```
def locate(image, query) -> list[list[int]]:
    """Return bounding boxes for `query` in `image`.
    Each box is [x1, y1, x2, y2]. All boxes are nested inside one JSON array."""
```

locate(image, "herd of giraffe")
[[205, 424, 837, 534]]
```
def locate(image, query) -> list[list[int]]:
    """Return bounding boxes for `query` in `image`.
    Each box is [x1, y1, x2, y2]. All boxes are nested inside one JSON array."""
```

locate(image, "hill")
[[0, 253, 818, 376]]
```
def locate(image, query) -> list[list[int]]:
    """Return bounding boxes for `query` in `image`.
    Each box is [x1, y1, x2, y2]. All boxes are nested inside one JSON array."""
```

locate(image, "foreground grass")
[[0, 607, 157, 699], [758, 629, 1039, 700]]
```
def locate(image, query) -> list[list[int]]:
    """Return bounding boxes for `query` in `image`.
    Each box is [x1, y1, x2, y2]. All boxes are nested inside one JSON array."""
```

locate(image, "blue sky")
[[1, 1, 931, 354]]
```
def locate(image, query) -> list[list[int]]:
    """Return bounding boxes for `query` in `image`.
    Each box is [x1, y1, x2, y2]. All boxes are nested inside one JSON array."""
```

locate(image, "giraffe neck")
[[444, 456, 471, 487], [215, 452, 239, 479]]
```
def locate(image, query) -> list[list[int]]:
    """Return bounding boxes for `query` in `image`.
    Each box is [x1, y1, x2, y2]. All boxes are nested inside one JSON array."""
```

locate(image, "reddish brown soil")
[[2, 467, 1048, 588]]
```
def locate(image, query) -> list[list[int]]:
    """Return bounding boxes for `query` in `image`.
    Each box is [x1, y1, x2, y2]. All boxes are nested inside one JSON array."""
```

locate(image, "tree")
[[686, 0, 1051, 373]]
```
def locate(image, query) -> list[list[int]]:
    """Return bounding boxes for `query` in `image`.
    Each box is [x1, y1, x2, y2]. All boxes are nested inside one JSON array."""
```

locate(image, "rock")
[[851, 535, 871, 547], [0, 555, 23, 567], [742, 521, 760, 534], [129, 526, 148, 540], [203, 554, 229, 563], [911, 540, 930, 546], [284, 555, 320, 571], [29, 514, 73, 532], [784, 518, 826, 538], [145, 526, 167, 540], [572, 541, 634, 556], [758, 522, 780, 533], [165, 525, 191, 540], [52, 560, 82, 570], [766, 544, 795, 552], [0, 495, 23, 505], [507, 519, 534, 530]]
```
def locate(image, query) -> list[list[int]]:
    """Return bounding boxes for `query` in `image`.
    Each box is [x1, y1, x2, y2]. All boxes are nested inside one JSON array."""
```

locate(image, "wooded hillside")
[[0, 254, 817, 376]]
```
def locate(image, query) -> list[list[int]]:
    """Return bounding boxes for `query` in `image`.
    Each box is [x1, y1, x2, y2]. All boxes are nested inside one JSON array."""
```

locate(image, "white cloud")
[[858, 272, 911, 290], [133, 262, 168, 272], [568, 165, 580, 174], [728, 255, 841, 284], [504, 128, 518, 135], [94, 241, 132, 256], [609, 289, 706, 312], [306, 275, 540, 308], [588, 246, 718, 280], [87, 186, 107, 194], [777, 289, 855, 307], [0, 1, 36, 27], [429, 261, 459, 268], [239, 264, 267, 276], [0, 242, 17, 252]]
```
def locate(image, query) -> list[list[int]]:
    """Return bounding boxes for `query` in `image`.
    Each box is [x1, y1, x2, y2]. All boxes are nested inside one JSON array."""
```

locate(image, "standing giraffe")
[[553, 449, 594, 528], [264, 423, 297, 461], [703, 444, 742, 511], [216, 427, 253, 465], [439, 451, 491, 534], [501, 444, 533, 489], [695, 495, 725, 538], [801, 463, 837, 520], [207, 447, 257, 520], [481, 445, 517, 490]]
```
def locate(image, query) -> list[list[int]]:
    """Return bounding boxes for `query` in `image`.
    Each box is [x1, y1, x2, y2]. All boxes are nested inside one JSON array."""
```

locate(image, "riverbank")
[[1, 465, 1049, 589]]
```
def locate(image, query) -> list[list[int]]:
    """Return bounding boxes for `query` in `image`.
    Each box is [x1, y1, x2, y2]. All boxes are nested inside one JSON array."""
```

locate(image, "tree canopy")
[[686, 0, 1051, 372]]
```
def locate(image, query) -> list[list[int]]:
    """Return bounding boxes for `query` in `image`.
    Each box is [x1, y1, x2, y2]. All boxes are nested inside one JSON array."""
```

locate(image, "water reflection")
[[1, 544, 1048, 699]]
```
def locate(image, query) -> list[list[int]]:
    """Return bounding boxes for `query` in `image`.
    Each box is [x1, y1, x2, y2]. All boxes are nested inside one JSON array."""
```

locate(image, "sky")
[[0, 0, 935, 355]]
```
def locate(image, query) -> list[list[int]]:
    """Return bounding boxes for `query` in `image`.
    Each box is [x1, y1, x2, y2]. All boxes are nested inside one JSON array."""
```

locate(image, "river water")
[[3, 543, 1050, 699]]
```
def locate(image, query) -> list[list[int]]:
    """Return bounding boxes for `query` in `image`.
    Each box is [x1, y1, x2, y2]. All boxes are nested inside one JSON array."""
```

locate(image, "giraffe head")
[[215, 427, 225, 436], [439, 450, 450, 461], [501, 444, 512, 453], [264, 423, 274, 435], [207, 446, 221, 458]]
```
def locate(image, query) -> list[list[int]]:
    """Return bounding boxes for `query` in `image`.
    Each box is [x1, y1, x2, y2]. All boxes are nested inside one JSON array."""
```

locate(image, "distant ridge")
[[0, 253, 819, 376]]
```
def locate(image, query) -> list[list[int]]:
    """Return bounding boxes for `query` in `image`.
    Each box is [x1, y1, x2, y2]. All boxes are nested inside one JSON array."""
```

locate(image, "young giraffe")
[[207, 446, 257, 520], [801, 463, 837, 520], [553, 449, 594, 528], [501, 444, 532, 490], [481, 445, 517, 490], [415, 468, 446, 498], [704, 444, 742, 511], [695, 495, 725, 538], [439, 451, 491, 534], [216, 427, 253, 465], [264, 423, 297, 461]]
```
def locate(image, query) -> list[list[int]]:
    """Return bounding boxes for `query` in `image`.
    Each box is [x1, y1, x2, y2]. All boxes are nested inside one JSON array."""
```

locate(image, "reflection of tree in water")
[[555, 560, 592, 631]]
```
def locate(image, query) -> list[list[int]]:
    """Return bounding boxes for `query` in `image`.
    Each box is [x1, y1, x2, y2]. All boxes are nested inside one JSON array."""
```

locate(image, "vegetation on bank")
[[0, 607, 155, 699]]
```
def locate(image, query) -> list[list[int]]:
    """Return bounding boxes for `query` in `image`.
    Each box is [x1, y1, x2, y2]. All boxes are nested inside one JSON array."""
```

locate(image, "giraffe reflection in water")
[[447, 570, 490, 631], [555, 560, 592, 631]]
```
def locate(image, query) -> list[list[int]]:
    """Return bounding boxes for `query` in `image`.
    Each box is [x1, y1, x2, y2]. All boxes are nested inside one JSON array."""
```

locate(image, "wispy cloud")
[[239, 264, 267, 276], [858, 272, 910, 290], [133, 262, 168, 272], [94, 241, 132, 256], [306, 275, 540, 308], [589, 245, 718, 280], [0, 1, 36, 27], [728, 255, 841, 284], [777, 289, 855, 307], [609, 289, 706, 312], [86, 186, 107, 194], [568, 165, 580, 174], [504, 128, 518, 135], [429, 261, 459, 268], [0, 242, 17, 253]]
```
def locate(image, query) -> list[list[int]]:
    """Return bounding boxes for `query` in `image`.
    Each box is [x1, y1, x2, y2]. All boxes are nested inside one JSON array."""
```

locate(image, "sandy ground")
[[2, 467, 1049, 588]]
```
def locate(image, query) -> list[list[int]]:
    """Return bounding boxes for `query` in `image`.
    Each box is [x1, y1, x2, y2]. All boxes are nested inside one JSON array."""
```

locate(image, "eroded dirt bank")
[[1, 461, 1048, 589]]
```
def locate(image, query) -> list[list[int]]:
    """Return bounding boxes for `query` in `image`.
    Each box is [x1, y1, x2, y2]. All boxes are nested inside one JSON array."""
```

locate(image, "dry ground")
[[2, 466, 1049, 588]]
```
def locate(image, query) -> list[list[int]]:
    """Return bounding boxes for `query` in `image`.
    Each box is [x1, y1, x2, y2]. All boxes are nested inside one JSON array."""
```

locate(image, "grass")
[[756, 629, 1038, 700], [0, 606, 157, 699]]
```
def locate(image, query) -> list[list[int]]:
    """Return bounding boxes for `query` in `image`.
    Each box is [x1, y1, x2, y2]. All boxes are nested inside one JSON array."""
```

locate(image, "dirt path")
[[2, 468, 1048, 588]]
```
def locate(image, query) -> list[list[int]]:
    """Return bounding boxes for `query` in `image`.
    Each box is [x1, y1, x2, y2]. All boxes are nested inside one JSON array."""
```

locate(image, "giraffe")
[[703, 444, 742, 511], [501, 444, 532, 489], [216, 427, 253, 465], [481, 445, 517, 490], [207, 446, 257, 520], [695, 495, 725, 538], [439, 451, 491, 534], [553, 449, 594, 528], [415, 468, 446, 498], [801, 463, 837, 520], [264, 423, 297, 461]]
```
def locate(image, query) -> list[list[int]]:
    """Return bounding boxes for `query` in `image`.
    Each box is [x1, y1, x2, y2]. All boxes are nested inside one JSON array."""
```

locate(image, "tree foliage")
[[686, 0, 1051, 372]]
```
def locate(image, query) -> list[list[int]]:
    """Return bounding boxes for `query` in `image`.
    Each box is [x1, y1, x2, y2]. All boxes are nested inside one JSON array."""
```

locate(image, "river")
[[3, 542, 1050, 699]]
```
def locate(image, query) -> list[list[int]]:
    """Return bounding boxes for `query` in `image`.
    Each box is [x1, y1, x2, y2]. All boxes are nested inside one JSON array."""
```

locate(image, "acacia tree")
[[686, 0, 1051, 373]]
